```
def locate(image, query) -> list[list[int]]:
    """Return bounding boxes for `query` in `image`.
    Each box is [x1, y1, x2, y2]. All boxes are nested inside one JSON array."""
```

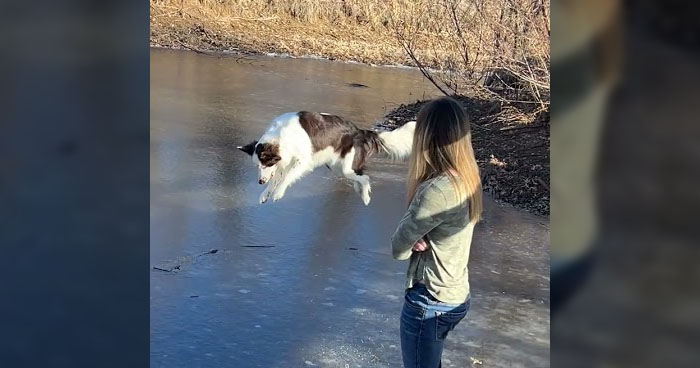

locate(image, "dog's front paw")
[[259, 191, 271, 204]]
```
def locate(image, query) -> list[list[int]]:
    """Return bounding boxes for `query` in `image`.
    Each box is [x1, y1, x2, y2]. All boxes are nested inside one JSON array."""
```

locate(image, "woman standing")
[[391, 97, 483, 368]]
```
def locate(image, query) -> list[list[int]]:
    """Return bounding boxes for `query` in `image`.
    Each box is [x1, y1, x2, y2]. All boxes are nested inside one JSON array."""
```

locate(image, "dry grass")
[[150, 1, 549, 74], [150, 0, 420, 65]]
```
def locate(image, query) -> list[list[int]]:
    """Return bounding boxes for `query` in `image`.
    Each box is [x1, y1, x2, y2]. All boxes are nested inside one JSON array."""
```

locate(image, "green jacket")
[[391, 175, 475, 304]]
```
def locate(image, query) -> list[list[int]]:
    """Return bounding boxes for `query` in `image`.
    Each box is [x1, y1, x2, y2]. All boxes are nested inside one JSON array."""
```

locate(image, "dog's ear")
[[258, 144, 282, 166], [237, 141, 257, 156], [260, 153, 281, 167]]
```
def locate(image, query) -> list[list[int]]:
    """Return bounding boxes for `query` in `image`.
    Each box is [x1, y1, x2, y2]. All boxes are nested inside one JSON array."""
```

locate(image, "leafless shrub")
[[390, 0, 550, 113]]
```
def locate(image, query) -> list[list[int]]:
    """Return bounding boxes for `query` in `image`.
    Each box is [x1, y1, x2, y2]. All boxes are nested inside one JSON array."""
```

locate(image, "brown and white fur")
[[238, 111, 415, 205]]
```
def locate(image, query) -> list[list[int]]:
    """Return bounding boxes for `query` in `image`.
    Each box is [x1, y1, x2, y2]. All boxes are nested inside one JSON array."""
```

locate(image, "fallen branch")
[[175, 40, 256, 62], [176, 39, 217, 55], [218, 16, 278, 22], [535, 178, 550, 192], [153, 265, 181, 272], [499, 123, 546, 132]]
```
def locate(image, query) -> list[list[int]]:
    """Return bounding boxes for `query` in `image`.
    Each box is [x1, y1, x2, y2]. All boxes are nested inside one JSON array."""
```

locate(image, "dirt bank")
[[379, 93, 550, 216]]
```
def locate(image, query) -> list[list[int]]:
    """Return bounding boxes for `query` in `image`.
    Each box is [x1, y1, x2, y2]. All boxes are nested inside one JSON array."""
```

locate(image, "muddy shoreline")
[[149, 42, 417, 70], [150, 17, 413, 67]]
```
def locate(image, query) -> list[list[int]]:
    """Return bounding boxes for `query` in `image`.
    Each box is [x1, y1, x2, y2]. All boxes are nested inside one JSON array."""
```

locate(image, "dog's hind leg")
[[341, 148, 371, 205]]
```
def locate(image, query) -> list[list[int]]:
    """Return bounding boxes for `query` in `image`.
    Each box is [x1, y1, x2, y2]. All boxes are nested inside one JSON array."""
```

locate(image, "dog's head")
[[238, 141, 281, 185]]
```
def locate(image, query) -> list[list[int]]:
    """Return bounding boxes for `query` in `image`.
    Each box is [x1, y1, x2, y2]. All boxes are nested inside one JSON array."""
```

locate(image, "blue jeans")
[[400, 284, 470, 368]]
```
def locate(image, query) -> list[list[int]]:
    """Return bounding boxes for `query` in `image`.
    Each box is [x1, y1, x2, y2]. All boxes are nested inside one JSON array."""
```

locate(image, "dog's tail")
[[375, 121, 416, 160]]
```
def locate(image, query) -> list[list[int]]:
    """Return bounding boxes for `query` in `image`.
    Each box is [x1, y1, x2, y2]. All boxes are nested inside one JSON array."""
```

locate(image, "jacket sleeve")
[[391, 182, 447, 260]]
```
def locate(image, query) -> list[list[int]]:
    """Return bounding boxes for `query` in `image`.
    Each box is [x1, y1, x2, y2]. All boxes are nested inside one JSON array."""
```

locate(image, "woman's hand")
[[412, 238, 430, 252]]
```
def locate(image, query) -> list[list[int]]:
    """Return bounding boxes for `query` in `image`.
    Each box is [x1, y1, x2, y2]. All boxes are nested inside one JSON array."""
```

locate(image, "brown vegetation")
[[151, 1, 549, 74], [150, 0, 414, 65], [392, 0, 549, 109]]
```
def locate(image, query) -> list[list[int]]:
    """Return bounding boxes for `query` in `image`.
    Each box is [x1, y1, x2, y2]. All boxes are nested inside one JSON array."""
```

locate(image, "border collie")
[[237, 111, 415, 205]]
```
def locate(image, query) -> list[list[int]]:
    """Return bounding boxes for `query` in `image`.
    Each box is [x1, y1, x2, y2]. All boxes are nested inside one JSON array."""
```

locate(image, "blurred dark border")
[[1, 1, 149, 366], [552, 0, 700, 366]]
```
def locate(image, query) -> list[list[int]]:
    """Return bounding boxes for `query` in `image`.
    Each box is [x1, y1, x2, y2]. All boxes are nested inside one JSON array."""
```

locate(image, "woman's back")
[[391, 174, 475, 304]]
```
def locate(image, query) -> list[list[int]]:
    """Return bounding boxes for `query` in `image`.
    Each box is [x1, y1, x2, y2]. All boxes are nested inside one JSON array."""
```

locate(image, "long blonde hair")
[[407, 97, 483, 223]]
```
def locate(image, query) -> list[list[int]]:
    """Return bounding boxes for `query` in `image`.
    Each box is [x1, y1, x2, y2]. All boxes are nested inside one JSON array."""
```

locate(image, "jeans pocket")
[[435, 309, 467, 341], [401, 301, 425, 338]]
